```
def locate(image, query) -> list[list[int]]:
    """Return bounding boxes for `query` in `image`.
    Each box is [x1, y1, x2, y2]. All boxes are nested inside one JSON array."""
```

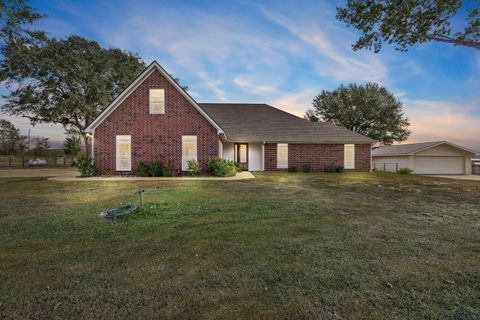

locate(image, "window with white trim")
[[182, 135, 197, 171], [277, 143, 288, 169], [344, 144, 355, 169], [149, 89, 165, 114], [116, 135, 131, 171]]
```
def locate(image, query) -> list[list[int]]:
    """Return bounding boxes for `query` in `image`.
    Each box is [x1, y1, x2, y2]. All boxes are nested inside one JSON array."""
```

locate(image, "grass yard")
[[1, 172, 479, 319]]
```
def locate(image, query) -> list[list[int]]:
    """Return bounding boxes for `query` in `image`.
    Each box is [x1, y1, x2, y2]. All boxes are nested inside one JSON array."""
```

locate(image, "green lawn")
[[1, 173, 479, 319]]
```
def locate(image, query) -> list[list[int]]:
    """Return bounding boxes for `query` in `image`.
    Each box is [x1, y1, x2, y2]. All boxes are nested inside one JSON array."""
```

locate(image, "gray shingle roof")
[[199, 103, 373, 144], [372, 141, 478, 156]]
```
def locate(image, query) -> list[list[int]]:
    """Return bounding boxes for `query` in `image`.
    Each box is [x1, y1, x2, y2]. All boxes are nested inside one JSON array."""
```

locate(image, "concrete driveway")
[[0, 168, 78, 178], [427, 175, 480, 181]]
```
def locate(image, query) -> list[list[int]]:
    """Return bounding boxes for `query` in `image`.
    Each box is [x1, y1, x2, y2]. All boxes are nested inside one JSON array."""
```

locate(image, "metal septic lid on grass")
[[99, 188, 145, 219], [100, 204, 139, 219]]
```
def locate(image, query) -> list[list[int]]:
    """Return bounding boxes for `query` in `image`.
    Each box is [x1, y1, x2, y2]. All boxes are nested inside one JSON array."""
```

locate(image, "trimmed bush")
[[288, 166, 297, 172], [149, 161, 164, 177], [324, 165, 345, 173], [135, 161, 174, 177], [187, 159, 201, 175], [303, 164, 312, 173], [208, 157, 237, 177], [162, 161, 174, 177], [135, 162, 150, 177], [75, 157, 96, 177], [233, 162, 241, 172], [398, 167, 413, 174]]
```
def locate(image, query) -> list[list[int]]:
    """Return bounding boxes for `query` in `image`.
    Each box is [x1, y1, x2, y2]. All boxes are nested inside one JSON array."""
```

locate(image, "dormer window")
[[149, 89, 165, 114]]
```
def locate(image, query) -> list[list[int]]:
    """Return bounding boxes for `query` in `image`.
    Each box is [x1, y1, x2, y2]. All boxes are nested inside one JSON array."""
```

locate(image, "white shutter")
[[344, 144, 355, 169], [277, 143, 288, 169], [149, 89, 165, 114], [182, 136, 197, 171], [116, 135, 131, 171]]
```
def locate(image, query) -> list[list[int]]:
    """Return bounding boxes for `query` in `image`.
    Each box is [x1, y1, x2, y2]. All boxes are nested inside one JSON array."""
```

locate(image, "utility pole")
[[27, 129, 30, 152]]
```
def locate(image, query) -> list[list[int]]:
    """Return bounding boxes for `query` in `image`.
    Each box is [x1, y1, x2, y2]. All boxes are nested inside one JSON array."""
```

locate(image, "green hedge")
[[74, 157, 96, 177], [207, 157, 240, 177], [135, 161, 173, 177]]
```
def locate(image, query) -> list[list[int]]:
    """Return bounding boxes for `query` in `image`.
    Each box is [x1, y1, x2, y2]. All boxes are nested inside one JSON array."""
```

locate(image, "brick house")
[[85, 61, 373, 175]]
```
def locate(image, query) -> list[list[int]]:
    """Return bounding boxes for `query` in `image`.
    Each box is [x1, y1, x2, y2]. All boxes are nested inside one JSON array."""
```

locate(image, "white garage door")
[[414, 156, 464, 174]]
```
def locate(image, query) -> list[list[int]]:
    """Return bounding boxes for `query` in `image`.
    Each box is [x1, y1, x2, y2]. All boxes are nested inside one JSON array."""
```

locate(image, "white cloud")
[[268, 88, 318, 117], [197, 71, 229, 102], [258, 8, 389, 83], [404, 99, 480, 151], [233, 75, 276, 95]]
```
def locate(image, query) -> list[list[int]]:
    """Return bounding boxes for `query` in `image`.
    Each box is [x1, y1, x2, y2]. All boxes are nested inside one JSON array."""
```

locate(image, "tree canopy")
[[1, 35, 146, 150], [63, 135, 82, 158], [336, 0, 480, 52], [0, 0, 45, 44], [305, 83, 410, 145], [0, 119, 19, 154]]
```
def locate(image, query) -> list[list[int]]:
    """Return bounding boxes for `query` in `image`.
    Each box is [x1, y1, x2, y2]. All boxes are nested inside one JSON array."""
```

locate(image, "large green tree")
[[1, 35, 146, 152], [336, 0, 480, 52], [0, 118, 21, 154], [305, 83, 410, 144], [63, 135, 82, 160], [0, 0, 45, 44]]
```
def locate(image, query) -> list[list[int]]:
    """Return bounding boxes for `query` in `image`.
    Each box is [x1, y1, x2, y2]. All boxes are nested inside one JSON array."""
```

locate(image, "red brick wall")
[[264, 143, 371, 172], [354, 144, 371, 172], [94, 70, 219, 175]]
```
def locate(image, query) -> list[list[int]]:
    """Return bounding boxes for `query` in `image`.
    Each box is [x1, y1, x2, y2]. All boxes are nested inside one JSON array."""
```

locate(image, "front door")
[[235, 143, 248, 171]]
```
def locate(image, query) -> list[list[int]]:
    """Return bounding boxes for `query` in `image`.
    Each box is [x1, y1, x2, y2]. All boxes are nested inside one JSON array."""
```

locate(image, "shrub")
[[233, 162, 241, 172], [324, 165, 336, 173], [208, 157, 237, 177], [136, 162, 150, 177], [75, 157, 96, 177], [149, 161, 164, 177], [303, 164, 312, 173], [225, 160, 240, 174], [398, 167, 413, 174], [288, 166, 297, 172], [324, 165, 345, 173], [187, 159, 201, 175]]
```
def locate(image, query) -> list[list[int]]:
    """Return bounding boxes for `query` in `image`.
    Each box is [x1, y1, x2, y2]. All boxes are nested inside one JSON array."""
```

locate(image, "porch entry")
[[234, 143, 248, 171]]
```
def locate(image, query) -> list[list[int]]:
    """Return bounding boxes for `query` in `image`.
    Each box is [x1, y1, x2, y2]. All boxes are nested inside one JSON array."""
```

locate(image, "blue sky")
[[2, 0, 480, 149]]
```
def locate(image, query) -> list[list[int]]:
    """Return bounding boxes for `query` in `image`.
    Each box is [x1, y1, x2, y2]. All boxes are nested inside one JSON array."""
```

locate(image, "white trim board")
[[85, 61, 224, 135]]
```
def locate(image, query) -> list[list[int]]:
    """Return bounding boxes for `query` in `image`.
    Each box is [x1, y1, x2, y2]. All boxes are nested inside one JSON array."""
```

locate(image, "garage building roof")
[[372, 141, 478, 156]]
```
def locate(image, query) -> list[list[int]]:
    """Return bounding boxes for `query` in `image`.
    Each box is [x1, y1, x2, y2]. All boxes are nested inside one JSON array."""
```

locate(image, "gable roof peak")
[[85, 61, 224, 134]]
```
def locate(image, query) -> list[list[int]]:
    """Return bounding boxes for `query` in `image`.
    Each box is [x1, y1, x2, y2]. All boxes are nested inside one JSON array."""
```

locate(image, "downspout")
[[262, 141, 265, 171], [370, 143, 373, 173], [91, 129, 95, 160]]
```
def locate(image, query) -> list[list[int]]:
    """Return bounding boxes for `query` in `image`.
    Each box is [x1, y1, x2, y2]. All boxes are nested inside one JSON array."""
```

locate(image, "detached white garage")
[[372, 141, 477, 175]]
